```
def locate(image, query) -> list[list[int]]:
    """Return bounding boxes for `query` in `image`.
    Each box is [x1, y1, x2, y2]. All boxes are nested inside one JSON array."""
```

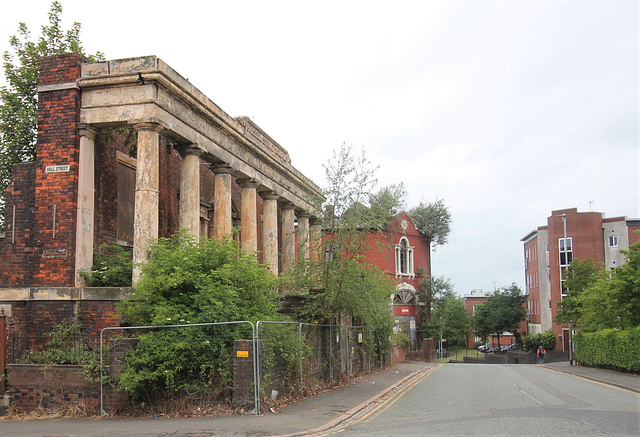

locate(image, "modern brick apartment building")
[[521, 208, 640, 351]]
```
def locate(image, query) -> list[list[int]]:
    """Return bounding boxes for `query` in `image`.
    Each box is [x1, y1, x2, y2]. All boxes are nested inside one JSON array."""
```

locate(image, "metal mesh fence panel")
[[254, 321, 300, 412], [100, 321, 255, 416]]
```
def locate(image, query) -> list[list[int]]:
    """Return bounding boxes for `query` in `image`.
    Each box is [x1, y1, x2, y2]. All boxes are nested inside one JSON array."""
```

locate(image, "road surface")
[[319, 363, 640, 436]]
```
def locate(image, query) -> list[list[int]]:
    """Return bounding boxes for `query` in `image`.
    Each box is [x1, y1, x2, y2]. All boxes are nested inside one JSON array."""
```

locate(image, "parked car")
[[477, 343, 490, 353], [501, 344, 516, 352]]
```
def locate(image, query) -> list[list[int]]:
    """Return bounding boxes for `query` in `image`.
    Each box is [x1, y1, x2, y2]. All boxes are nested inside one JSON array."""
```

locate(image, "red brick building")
[[521, 208, 640, 351], [462, 289, 527, 350], [358, 212, 431, 346]]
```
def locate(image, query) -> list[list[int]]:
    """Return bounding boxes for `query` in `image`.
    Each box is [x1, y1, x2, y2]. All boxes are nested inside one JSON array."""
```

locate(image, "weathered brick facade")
[[6, 364, 100, 414], [33, 54, 84, 286], [0, 53, 273, 288], [1, 163, 36, 286], [0, 52, 323, 415]]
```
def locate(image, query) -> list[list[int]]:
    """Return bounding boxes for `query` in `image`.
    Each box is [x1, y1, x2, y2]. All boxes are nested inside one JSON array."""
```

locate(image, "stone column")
[[310, 219, 322, 262], [260, 192, 279, 275], [281, 202, 296, 274], [297, 212, 310, 260], [178, 146, 202, 239], [238, 179, 259, 254], [74, 124, 97, 287], [132, 122, 163, 283], [212, 164, 234, 239]]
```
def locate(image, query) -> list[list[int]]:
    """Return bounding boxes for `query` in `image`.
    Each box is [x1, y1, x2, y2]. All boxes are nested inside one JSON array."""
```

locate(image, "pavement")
[[0, 360, 637, 437], [542, 360, 640, 394]]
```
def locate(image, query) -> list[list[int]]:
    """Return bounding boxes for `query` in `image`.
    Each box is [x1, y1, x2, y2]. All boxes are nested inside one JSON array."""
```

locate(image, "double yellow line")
[[315, 364, 442, 436], [353, 363, 442, 425]]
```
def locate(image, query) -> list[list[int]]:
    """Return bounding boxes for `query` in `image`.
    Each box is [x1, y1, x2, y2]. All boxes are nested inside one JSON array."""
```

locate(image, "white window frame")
[[395, 236, 415, 277], [608, 235, 618, 247], [559, 237, 573, 297]]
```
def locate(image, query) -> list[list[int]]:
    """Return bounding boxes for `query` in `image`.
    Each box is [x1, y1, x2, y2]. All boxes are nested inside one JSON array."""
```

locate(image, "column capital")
[[77, 123, 98, 141], [211, 163, 235, 175], [280, 202, 296, 211], [296, 211, 310, 219], [133, 121, 163, 133], [176, 144, 203, 158], [259, 191, 280, 202], [237, 178, 260, 189]]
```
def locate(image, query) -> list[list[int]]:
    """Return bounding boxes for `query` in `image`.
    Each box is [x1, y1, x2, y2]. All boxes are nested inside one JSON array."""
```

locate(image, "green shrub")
[[573, 327, 640, 372], [391, 332, 411, 350], [116, 233, 287, 400], [80, 243, 133, 287], [22, 320, 102, 382], [540, 330, 556, 350], [521, 330, 555, 352]]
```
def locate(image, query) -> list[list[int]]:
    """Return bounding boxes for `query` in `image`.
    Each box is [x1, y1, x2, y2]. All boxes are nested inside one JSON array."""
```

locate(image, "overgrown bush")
[[80, 243, 133, 287], [391, 332, 411, 350], [22, 320, 102, 382], [116, 232, 288, 401], [573, 327, 640, 373], [521, 329, 555, 352]]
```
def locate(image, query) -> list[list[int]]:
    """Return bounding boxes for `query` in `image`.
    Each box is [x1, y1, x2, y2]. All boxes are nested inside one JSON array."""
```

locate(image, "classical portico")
[[75, 56, 322, 283]]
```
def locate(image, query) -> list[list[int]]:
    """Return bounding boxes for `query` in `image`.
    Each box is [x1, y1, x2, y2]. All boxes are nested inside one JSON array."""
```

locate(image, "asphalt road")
[[317, 363, 640, 436]]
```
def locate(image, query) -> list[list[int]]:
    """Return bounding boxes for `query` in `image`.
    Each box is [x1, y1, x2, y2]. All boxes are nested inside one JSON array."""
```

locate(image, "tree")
[[472, 284, 527, 348], [368, 182, 407, 228], [417, 275, 454, 325], [441, 297, 469, 347], [555, 236, 640, 332], [408, 198, 452, 249], [0, 1, 103, 228], [610, 238, 640, 328], [555, 259, 603, 325], [290, 143, 400, 355], [417, 276, 461, 343]]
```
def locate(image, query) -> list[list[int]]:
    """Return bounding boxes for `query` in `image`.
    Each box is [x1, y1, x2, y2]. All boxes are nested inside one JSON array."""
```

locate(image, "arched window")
[[395, 237, 414, 277], [393, 283, 417, 305]]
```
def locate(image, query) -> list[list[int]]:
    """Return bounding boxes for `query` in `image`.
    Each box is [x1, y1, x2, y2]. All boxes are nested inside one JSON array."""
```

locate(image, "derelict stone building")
[[0, 53, 322, 339]]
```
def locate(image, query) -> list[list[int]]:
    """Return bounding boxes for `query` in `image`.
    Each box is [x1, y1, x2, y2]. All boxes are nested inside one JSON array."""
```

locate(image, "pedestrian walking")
[[537, 345, 546, 364]]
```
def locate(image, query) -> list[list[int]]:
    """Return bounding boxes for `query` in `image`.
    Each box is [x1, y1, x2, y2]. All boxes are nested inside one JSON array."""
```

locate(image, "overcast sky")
[[2, 0, 638, 295]]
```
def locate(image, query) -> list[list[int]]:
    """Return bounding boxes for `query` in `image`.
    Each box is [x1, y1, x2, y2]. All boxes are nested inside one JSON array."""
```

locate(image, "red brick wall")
[[0, 54, 85, 287], [0, 163, 37, 286], [361, 212, 431, 292], [6, 364, 100, 414], [93, 129, 119, 246], [80, 300, 120, 343], [2, 299, 120, 362], [629, 225, 640, 245], [30, 54, 85, 286], [159, 140, 181, 238]]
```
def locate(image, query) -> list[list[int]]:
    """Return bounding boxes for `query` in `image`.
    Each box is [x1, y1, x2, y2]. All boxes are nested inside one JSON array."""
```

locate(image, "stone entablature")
[[0, 287, 132, 303], [75, 56, 320, 213]]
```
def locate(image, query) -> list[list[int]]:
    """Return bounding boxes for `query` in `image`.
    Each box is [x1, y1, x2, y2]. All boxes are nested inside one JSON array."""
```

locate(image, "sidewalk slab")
[[543, 361, 639, 393]]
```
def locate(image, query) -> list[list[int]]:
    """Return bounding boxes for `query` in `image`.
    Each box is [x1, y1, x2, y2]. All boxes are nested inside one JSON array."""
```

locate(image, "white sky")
[[2, 0, 638, 295]]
